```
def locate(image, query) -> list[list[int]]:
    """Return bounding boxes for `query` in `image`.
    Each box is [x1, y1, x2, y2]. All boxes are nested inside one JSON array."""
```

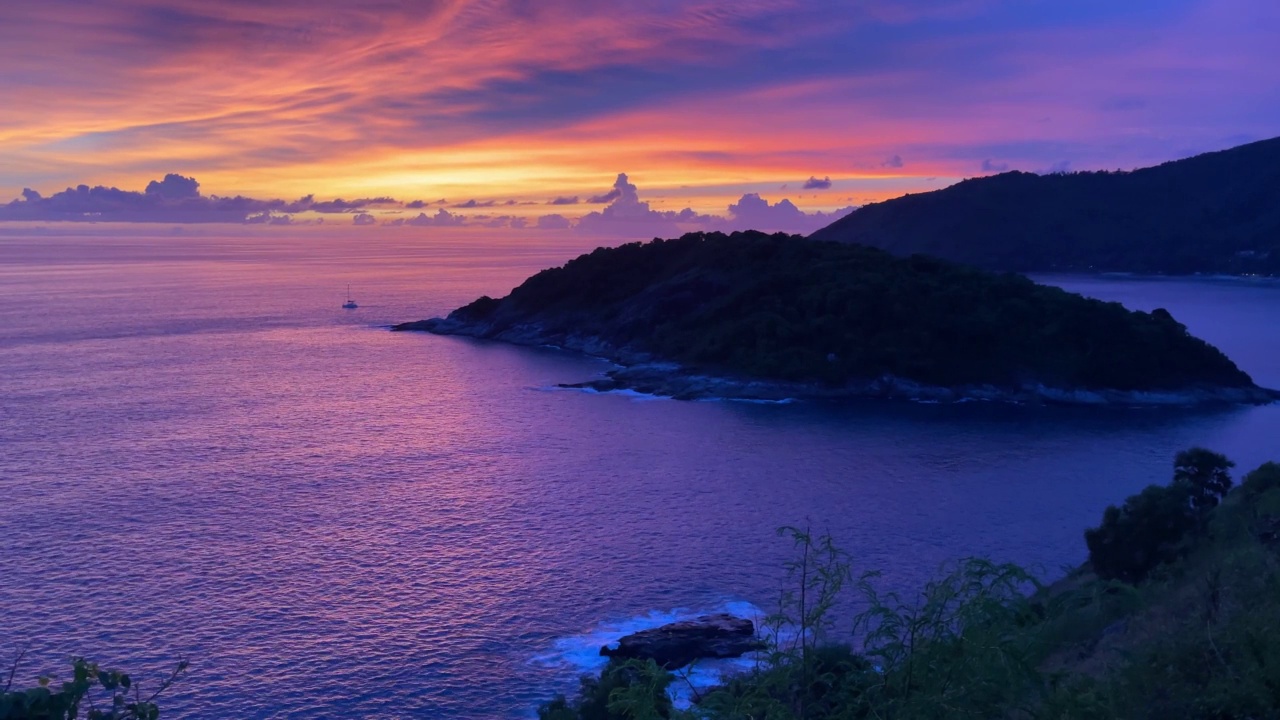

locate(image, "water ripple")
[[3, 236, 1279, 718]]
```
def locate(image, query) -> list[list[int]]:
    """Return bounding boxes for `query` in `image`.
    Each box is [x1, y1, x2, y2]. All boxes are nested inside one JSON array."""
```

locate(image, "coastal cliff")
[[394, 231, 1276, 406]]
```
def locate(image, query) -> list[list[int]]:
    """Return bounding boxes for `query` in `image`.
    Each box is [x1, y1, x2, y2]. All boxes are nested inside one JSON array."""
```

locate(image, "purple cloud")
[[575, 173, 684, 237], [570, 173, 856, 237], [2, 170, 856, 235], [302, 196, 398, 213], [802, 176, 832, 189], [0, 174, 284, 223], [729, 193, 803, 225], [244, 211, 294, 225], [727, 193, 856, 234], [548, 196, 579, 205], [981, 159, 1009, 173], [565, 170, 855, 235], [452, 199, 497, 208], [536, 213, 572, 230], [400, 208, 465, 227], [1, 174, 403, 223], [586, 187, 623, 204], [882, 155, 904, 168], [145, 173, 200, 199]]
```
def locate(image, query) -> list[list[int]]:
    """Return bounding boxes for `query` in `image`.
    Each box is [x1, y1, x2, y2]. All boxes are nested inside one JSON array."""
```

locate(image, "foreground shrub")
[[0, 657, 186, 720], [853, 559, 1047, 719], [539, 659, 672, 720], [1240, 461, 1280, 502]]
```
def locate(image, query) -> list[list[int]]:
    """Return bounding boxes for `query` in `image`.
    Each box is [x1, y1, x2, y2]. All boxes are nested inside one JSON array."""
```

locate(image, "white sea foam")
[[531, 599, 771, 708], [542, 385, 671, 401], [694, 396, 797, 405]]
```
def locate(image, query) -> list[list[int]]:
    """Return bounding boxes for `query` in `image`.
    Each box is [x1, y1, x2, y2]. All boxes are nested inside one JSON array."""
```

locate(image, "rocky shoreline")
[[558, 364, 1280, 406], [392, 318, 1280, 407]]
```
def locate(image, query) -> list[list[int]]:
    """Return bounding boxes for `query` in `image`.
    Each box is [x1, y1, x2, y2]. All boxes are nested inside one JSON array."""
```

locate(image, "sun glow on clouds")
[[1, 0, 1277, 218]]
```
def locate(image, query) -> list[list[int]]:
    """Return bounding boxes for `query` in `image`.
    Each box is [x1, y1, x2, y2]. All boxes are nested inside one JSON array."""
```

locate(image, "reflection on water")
[[2, 234, 1278, 718]]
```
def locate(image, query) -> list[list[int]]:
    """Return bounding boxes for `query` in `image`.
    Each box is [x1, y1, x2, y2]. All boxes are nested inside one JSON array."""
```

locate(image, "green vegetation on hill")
[[809, 137, 1280, 275], [418, 231, 1258, 394], [1085, 447, 1236, 583], [541, 450, 1280, 719]]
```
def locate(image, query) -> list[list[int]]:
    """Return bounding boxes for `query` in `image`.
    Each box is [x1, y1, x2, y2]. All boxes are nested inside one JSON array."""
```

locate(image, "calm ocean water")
[[3, 232, 1278, 718]]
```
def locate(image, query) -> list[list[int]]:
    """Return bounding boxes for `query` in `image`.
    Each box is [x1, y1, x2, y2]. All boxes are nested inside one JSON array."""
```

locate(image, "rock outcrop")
[[599, 614, 764, 669]]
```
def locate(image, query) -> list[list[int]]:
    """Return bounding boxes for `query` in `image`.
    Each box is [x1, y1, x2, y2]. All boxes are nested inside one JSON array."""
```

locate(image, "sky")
[[1, 0, 1277, 234]]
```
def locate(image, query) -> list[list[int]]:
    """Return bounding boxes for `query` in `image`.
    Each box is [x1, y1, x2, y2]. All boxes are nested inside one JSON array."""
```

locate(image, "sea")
[[2, 230, 1278, 718]]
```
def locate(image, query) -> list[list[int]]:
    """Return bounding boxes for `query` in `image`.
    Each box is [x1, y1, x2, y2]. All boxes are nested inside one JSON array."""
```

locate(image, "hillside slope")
[[810, 137, 1280, 274]]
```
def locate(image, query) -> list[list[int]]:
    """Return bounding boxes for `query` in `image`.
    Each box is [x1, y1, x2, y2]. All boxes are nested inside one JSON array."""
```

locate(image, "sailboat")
[[342, 285, 358, 309]]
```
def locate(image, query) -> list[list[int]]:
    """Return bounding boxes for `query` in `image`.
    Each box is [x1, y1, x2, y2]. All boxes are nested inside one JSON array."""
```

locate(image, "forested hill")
[[809, 137, 1280, 275], [396, 232, 1271, 402]]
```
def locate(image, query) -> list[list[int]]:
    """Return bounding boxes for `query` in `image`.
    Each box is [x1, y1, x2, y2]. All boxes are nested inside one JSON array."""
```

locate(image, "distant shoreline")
[[1031, 271, 1280, 284]]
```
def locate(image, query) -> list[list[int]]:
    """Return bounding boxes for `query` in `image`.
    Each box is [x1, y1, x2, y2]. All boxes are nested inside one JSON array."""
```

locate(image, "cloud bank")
[[2, 172, 854, 235], [0, 174, 297, 223], [559, 174, 855, 236], [0, 174, 412, 224]]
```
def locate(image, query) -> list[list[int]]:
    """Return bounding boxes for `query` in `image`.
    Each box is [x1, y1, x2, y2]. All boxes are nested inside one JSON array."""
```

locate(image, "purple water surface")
[[3, 234, 1278, 718]]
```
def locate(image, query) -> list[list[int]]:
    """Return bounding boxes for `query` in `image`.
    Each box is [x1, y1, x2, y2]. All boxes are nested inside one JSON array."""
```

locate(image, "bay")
[[2, 233, 1277, 718]]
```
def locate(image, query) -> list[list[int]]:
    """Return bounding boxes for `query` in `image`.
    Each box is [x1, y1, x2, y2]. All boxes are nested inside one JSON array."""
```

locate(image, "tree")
[[1085, 448, 1238, 583], [1173, 447, 1235, 513], [1084, 483, 1198, 583]]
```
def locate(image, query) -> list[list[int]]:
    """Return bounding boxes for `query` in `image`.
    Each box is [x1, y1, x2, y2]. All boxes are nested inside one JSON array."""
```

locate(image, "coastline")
[[392, 318, 1280, 407], [1032, 271, 1280, 285]]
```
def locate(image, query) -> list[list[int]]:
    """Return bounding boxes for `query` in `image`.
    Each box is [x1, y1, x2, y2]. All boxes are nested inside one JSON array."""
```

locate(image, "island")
[[393, 231, 1277, 405], [809, 136, 1280, 275]]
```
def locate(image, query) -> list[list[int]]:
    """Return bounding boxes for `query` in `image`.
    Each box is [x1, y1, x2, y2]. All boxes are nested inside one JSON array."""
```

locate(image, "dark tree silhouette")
[[1084, 483, 1198, 583], [1173, 447, 1235, 513], [1085, 447, 1240, 583]]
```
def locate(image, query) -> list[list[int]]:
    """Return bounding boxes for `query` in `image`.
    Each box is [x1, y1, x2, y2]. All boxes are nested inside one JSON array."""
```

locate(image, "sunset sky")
[[2, 0, 1277, 233]]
